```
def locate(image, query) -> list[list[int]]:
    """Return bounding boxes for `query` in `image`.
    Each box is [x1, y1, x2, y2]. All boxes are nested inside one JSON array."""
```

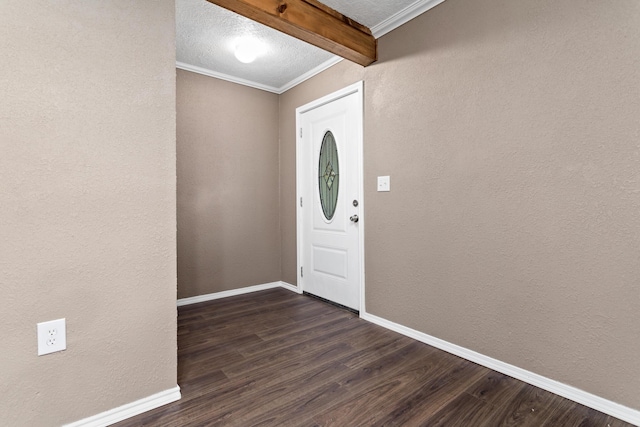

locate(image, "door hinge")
[[301, 266, 304, 277], [300, 197, 303, 207]]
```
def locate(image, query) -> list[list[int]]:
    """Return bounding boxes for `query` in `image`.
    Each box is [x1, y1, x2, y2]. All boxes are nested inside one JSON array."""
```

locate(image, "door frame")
[[295, 81, 365, 312]]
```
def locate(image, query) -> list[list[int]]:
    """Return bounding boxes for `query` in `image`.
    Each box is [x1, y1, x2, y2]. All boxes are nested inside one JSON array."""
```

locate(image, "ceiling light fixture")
[[234, 39, 262, 64]]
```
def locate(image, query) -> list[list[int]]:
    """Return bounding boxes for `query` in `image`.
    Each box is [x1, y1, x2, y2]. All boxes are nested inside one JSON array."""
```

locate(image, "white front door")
[[296, 82, 364, 311]]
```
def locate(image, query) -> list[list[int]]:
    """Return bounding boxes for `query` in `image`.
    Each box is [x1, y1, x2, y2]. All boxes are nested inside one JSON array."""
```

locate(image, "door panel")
[[312, 245, 348, 279], [298, 84, 362, 311]]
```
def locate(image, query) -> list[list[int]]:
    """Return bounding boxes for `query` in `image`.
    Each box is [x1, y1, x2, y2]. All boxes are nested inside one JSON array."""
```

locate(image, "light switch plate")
[[37, 318, 66, 356], [377, 176, 390, 192]]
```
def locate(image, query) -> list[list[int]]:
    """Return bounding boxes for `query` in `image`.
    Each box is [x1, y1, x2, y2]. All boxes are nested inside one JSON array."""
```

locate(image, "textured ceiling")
[[176, 0, 336, 91], [176, 0, 439, 93]]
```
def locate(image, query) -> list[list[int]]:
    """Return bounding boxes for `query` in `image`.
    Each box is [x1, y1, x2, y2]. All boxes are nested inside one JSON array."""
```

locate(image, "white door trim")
[[295, 81, 365, 312]]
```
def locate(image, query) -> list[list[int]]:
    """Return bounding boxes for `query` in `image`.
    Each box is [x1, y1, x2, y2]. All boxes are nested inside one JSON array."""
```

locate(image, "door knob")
[[350, 215, 359, 223]]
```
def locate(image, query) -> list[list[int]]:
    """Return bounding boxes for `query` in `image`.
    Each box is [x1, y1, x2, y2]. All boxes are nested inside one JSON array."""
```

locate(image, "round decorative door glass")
[[318, 131, 339, 221]]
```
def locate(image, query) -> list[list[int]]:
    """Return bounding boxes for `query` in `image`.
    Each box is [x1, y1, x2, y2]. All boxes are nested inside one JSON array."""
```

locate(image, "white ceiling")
[[176, 0, 445, 93]]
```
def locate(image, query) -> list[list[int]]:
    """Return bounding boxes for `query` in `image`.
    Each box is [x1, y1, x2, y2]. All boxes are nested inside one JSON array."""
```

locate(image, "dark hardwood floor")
[[113, 288, 632, 427]]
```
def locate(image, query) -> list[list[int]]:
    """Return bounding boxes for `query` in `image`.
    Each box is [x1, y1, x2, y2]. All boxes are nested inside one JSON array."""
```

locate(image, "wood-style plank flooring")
[[113, 288, 632, 426]]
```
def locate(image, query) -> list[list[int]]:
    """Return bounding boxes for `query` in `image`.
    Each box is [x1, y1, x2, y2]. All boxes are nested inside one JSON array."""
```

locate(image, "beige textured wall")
[[0, 1, 177, 425], [177, 70, 280, 298], [280, 0, 640, 410]]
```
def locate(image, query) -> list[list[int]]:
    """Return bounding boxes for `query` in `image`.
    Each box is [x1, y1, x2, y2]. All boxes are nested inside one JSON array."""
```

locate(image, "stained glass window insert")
[[318, 131, 339, 221]]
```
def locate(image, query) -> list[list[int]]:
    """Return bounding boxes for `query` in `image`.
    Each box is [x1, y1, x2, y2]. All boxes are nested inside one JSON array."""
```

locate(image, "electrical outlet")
[[37, 318, 66, 356]]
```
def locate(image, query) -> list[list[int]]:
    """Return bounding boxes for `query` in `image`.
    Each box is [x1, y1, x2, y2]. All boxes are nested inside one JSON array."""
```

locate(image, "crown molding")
[[277, 56, 343, 93], [371, 0, 447, 38], [176, 57, 342, 95], [176, 61, 281, 93]]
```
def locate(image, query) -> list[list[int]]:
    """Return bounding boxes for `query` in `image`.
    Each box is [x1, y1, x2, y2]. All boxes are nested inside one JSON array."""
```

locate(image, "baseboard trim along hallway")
[[177, 281, 300, 307], [63, 386, 181, 427], [360, 311, 640, 426]]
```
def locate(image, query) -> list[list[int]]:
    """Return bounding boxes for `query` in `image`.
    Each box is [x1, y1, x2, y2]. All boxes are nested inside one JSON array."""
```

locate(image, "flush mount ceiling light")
[[234, 39, 263, 63]]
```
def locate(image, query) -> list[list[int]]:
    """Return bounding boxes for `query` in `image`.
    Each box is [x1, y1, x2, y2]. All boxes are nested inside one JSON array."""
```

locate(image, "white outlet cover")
[[377, 176, 390, 192], [37, 318, 67, 356]]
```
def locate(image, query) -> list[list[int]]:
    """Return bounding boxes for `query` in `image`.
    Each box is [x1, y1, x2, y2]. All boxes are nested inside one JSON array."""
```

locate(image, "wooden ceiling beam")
[[206, 0, 377, 66]]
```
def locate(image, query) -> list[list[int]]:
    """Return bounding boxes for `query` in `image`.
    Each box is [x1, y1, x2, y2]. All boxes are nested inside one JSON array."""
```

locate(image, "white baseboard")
[[64, 386, 181, 427], [360, 312, 640, 426], [177, 281, 300, 307], [279, 281, 302, 294]]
